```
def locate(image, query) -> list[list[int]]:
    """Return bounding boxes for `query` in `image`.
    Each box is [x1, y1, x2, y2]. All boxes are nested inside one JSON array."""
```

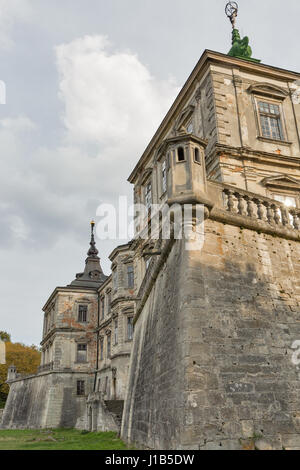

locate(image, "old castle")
[[1, 8, 300, 450]]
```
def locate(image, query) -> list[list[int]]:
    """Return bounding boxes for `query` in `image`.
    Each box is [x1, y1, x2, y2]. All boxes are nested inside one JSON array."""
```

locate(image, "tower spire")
[[87, 220, 99, 258], [69, 220, 107, 287]]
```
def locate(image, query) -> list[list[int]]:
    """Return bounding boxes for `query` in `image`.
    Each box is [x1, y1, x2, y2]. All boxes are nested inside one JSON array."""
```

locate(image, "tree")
[[0, 331, 11, 342], [0, 342, 41, 408]]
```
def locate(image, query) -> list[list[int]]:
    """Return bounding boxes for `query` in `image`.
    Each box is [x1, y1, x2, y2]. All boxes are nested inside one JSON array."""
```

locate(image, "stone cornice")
[[212, 144, 300, 169], [6, 369, 94, 384], [40, 327, 86, 346], [43, 286, 98, 312]]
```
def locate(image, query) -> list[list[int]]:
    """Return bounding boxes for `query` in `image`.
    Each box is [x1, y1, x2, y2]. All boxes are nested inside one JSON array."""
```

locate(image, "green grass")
[[0, 428, 133, 450]]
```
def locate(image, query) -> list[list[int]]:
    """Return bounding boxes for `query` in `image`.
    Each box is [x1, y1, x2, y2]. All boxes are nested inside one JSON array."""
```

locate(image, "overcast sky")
[[0, 0, 299, 346]]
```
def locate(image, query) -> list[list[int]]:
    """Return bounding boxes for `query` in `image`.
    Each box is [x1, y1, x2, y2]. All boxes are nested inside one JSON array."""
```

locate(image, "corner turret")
[[7, 365, 17, 382]]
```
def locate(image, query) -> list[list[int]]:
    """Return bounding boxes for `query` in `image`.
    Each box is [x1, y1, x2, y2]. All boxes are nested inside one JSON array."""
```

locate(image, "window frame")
[[127, 264, 134, 289], [161, 158, 167, 194], [107, 291, 112, 315], [100, 338, 104, 361], [112, 268, 118, 291], [254, 96, 287, 143], [76, 343, 87, 363], [127, 316, 134, 341], [100, 297, 105, 319], [177, 146, 186, 163], [77, 380, 85, 396], [107, 334, 111, 359], [114, 319, 118, 345], [144, 180, 152, 211], [78, 304, 88, 323]]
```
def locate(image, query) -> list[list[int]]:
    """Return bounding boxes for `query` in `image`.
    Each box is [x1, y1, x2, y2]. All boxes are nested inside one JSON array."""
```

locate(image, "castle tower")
[[121, 4, 300, 450], [2, 222, 107, 429]]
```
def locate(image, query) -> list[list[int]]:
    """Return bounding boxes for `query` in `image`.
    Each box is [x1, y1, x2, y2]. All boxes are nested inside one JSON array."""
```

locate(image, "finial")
[[226, 2, 260, 63], [225, 1, 238, 30], [87, 219, 99, 258], [91, 219, 95, 234]]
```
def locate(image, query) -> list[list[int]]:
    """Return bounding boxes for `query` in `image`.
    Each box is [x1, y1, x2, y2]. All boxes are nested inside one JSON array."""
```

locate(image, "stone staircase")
[[104, 400, 124, 428]]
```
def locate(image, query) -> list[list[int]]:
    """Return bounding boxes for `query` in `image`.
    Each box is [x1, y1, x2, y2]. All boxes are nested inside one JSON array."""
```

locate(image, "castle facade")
[[2, 43, 300, 449]]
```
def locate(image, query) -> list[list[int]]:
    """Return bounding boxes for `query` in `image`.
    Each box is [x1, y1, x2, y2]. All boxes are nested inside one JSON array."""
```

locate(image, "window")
[[78, 305, 88, 323], [127, 316, 134, 341], [77, 380, 85, 396], [97, 379, 101, 391], [194, 148, 200, 163], [104, 376, 108, 394], [107, 335, 111, 358], [112, 269, 118, 290], [258, 101, 284, 141], [145, 182, 152, 211], [127, 265, 134, 288], [274, 194, 297, 224], [162, 160, 167, 193], [77, 343, 87, 363], [114, 319, 118, 345], [177, 147, 185, 162], [273, 194, 297, 208], [101, 297, 105, 319], [107, 292, 111, 314], [100, 338, 104, 361]]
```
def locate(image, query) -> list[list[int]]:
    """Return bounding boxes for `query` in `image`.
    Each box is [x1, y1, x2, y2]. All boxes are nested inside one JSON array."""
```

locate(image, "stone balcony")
[[207, 181, 300, 241]]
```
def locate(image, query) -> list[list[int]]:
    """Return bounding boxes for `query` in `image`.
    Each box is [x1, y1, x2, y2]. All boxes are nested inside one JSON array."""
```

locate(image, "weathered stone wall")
[[122, 218, 300, 450], [0, 409, 3, 424], [1, 372, 93, 429], [122, 239, 187, 449]]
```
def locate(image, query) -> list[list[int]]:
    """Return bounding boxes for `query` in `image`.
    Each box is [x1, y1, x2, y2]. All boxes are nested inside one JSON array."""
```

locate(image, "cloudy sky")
[[0, 0, 299, 345]]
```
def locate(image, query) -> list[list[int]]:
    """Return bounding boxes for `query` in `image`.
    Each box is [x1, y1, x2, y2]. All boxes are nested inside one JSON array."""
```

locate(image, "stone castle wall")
[[122, 218, 300, 450], [1, 372, 93, 429]]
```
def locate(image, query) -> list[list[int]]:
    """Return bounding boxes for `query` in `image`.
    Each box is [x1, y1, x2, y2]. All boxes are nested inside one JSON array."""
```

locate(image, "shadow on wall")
[[122, 237, 300, 450]]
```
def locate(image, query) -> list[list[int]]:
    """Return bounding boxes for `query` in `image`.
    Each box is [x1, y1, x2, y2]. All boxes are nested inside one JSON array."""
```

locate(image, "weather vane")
[[225, 1, 238, 29]]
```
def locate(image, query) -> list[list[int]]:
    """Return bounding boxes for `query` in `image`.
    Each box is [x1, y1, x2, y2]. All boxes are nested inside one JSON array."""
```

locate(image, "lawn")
[[0, 428, 133, 450]]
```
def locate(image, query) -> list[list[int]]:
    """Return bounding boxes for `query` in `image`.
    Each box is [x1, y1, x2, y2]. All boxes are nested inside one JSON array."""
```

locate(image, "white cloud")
[[0, 36, 179, 251], [55, 35, 179, 148]]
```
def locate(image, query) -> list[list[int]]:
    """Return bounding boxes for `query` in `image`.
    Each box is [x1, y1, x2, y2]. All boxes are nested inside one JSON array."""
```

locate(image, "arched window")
[[177, 147, 185, 162]]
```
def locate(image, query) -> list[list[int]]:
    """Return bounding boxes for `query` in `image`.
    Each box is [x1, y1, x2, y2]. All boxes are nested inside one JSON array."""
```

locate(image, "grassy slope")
[[0, 429, 133, 450]]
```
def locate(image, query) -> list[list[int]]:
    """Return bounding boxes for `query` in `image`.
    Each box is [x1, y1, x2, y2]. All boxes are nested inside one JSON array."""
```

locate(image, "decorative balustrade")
[[223, 188, 300, 231], [37, 362, 54, 374]]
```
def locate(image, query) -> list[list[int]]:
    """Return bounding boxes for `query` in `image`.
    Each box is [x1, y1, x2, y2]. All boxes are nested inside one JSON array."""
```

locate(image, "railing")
[[37, 362, 54, 373], [223, 188, 300, 231]]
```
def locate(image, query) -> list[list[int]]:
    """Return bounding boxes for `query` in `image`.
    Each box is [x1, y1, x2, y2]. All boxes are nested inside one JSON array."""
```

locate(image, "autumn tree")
[[0, 341, 41, 408], [0, 331, 11, 342]]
